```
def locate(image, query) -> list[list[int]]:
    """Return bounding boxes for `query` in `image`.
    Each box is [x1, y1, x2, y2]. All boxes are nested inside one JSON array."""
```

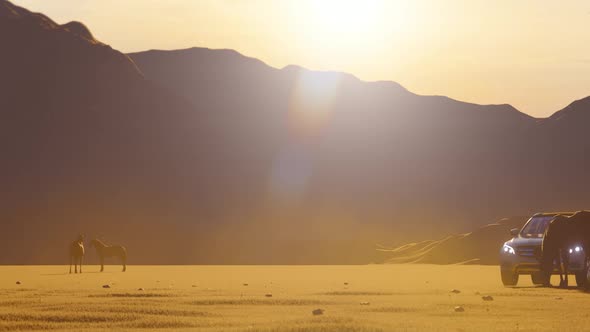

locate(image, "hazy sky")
[[15, 0, 590, 117]]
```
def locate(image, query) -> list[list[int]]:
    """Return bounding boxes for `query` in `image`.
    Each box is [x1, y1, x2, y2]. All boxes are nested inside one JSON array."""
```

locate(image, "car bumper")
[[500, 252, 585, 275]]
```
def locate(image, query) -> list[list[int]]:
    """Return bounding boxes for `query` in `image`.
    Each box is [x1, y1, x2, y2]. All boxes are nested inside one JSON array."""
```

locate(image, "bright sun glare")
[[298, 0, 411, 60], [309, 0, 380, 36]]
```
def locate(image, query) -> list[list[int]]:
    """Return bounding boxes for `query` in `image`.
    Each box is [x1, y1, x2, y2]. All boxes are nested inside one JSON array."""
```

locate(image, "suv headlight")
[[569, 246, 583, 254], [502, 244, 515, 255]]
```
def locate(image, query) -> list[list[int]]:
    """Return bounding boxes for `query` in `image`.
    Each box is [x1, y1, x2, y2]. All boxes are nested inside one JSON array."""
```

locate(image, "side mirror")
[[510, 228, 520, 237]]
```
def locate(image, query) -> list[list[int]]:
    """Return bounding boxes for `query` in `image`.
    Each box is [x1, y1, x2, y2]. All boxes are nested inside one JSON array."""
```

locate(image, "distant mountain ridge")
[[2, 0, 590, 264]]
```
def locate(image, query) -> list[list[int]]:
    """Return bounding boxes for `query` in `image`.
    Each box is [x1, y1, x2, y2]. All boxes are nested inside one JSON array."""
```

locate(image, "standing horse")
[[566, 211, 590, 288], [541, 215, 571, 287], [541, 211, 590, 288], [69, 235, 85, 274], [90, 239, 127, 272]]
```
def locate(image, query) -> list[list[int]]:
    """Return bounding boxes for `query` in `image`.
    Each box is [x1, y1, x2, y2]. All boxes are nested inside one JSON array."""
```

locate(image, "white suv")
[[499, 212, 587, 286]]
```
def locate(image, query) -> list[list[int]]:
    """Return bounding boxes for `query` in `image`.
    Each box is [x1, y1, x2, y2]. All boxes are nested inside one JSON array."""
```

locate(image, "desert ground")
[[0, 265, 586, 331]]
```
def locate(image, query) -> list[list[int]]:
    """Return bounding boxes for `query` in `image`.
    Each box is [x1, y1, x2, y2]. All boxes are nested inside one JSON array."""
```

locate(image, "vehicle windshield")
[[520, 216, 555, 238]]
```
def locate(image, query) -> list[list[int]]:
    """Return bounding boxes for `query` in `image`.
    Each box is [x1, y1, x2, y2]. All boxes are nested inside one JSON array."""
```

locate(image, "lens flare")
[[288, 68, 342, 137]]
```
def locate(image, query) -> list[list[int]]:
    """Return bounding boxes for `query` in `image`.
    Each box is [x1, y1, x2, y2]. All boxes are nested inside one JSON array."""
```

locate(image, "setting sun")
[[307, 0, 381, 36]]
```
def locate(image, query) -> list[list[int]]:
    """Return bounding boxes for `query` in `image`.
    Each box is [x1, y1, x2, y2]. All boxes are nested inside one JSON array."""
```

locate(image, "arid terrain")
[[0, 265, 585, 331]]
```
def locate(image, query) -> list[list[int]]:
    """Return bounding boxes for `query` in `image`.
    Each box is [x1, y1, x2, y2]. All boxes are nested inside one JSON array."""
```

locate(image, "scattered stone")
[[360, 301, 370, 305], [312, 308, 325, 316], [555, 297, 563, 300], [102, 285, 110, 289], [265, 293, 273, 298], [15, 281, 21, 285], [243, 283, 249, 286], [192, 285, 197, 288], [450, 289, 461, 294], [344, 282, 349, 285], [138, 288, 144, 291], [454, 306, 465, 312], [482, 295, 494, 301]]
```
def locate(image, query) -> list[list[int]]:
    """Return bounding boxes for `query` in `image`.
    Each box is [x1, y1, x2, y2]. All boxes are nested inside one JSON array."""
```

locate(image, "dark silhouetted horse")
[[541, 211, 590, 287], [69, 235, 85, 274], [90, 239, 127, 272]]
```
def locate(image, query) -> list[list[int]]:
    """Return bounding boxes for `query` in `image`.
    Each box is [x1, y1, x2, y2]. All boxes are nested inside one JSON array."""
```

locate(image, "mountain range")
[[1, 0, 589, 264]]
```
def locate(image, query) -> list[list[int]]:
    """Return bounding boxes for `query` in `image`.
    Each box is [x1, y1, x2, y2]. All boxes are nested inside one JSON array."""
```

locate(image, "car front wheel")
[[501, 269, 518, 286]]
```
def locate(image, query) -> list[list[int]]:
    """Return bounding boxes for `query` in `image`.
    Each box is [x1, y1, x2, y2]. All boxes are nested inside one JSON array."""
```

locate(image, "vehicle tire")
[[501, 270, 518, 286], [531, 272, 545, 285], [575, 272, 586, 288]]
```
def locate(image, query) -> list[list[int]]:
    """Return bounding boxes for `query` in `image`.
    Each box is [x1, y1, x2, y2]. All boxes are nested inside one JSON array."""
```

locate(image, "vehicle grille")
[[516, 245, 539, 257]]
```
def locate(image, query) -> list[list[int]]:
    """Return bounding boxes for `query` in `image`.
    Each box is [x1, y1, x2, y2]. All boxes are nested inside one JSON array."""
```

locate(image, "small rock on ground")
[[482, 295, 494, 301], [102, 285, 110, 289], [450, 289, 461, 294], [454, 306, 465, 312], [15, 281, 21, 285], [265, 293, 272, 297], [312, 308, 325, 315], [360, 302, 370, 305], [138, 288, 144, 291]]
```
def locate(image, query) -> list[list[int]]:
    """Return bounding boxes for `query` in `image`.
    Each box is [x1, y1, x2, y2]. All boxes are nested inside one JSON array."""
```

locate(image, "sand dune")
[[379, 216, 528, 265]]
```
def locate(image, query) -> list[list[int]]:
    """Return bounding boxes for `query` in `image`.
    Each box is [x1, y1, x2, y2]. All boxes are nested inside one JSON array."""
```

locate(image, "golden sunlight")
[[308, 0, 380, 36], [294, 0, 415, 64]]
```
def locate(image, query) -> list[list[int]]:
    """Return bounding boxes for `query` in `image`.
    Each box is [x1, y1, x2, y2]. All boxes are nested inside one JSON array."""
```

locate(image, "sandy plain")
[[0, 265, 585, 331]]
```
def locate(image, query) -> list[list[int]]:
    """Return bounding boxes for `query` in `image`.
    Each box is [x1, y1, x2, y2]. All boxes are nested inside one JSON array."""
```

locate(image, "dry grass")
[[0, 265, 586, 331]]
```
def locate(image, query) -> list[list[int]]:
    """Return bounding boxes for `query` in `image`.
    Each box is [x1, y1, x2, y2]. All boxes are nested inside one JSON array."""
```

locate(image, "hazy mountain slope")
[[130, 49, 539, 219]]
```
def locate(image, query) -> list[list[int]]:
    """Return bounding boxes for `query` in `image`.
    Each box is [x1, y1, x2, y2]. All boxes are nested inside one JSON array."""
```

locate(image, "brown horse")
[[90, 239, 127, 272], [69, 235, 85, 274], [541, 211, 590, 288], [541, 215, 571, 287]]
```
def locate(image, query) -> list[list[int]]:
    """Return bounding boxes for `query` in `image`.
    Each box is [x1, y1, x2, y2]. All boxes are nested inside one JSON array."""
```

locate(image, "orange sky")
[[14, 0, 590, 117]]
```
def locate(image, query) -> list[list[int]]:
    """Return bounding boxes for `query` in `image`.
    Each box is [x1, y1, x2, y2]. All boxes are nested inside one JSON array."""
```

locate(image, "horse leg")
[[563, 252, 569, 288], [69, 256, 72, 274], [100, 256, 104, 272], [122, 256, 126, 272], [559, 249, 567, 288], [80, 256, 83, 274]]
